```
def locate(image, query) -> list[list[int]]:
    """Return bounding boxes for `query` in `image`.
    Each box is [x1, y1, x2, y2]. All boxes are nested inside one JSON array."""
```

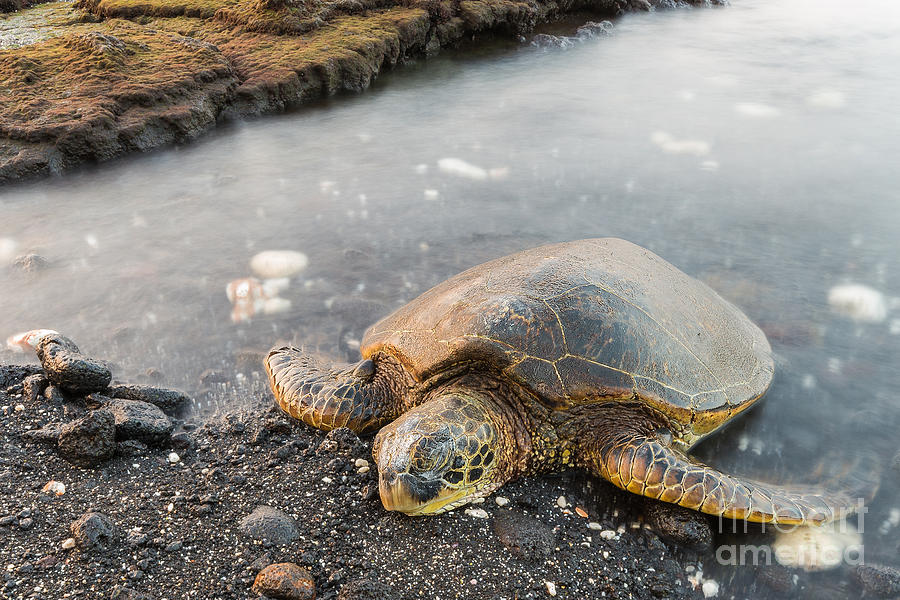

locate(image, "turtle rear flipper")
[[265, 347, 407, 434], [583, 421, 864, 526]]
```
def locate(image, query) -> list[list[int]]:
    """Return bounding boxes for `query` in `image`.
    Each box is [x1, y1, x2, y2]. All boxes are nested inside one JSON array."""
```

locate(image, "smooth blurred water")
[[2, 0, 899, 594]]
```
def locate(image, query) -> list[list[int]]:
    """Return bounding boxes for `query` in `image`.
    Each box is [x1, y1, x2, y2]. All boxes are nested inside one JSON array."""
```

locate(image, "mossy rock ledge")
[[0, 0, 721, 183]]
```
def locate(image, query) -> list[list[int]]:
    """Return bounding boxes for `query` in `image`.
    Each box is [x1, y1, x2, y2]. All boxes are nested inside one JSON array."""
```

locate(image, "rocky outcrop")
[[0, 0, 723, 184]]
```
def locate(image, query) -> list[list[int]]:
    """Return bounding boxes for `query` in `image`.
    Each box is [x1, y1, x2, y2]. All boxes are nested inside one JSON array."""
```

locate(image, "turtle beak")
[[378, 468, 465, 515]]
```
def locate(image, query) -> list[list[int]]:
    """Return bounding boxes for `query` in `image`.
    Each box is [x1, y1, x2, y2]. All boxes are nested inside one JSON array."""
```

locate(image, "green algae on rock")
[[0, 0, 723, 183]]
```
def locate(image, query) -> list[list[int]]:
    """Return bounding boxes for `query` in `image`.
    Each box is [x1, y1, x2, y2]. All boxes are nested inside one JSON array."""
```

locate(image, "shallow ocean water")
[[2, 0, 899, 595]]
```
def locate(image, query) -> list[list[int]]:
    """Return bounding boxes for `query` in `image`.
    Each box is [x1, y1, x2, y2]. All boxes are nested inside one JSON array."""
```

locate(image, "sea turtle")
[[266, 238, 856, 524]]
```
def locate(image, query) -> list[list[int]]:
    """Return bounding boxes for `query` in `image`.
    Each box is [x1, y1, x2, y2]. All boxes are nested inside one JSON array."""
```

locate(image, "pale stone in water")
[[167, 452, 180, 464], [61, 538, 76, 550], [734, 102, 781, 118], [0, 238, 18, 264], [556, 495, 567, 509], [354, 458, 369, 468], [773, 522, 862, 572], [250, 250, 309, 279], [827, 283, 888, 323], [465, 508, 489, 519], [437, 158, 488, 181], [545, 581, 557, 597], [495, 496, 509, 507], [262, 297, 292, 315], [650, 131, 710, 157]]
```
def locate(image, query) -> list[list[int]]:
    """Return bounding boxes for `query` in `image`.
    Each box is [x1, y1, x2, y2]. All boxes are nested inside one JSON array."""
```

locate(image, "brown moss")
[[1, 0, 661, 183]]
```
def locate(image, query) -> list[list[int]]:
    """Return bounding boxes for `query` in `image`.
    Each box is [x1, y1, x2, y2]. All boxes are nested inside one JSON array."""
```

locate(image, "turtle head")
[[373, 391, 515, 515]]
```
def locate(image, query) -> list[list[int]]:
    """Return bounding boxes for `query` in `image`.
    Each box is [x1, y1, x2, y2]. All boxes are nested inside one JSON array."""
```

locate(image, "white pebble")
[[545, 581, 557, 597], [599, 530, 617, 540], [773, 522, 862, 572], [827, 283, 888, 323], [357, 466, 370, 474], [167, 452, 180, 464], [587, 522, 602, 530], [42, 481, 66, 496], [61, 538, 76, 550], [0, 238, 18, 264], [494, 496, 509, 507], [250, 250, 309, 279], [14, 404, 25, 413], [650, 131, 710, 156], [734, 102, 781, 118], [262, 297, 292, 315], [166, 503, 174, 512], [438, 158, 488, 181], [702, 579, 719, 598], [556, 495, 567, 509], [471, 497, 485, 504], [322, 476, 333, 483], [354, 458, 369, 468], [261, 278, 291, 297], [465, 508, 489, 519]]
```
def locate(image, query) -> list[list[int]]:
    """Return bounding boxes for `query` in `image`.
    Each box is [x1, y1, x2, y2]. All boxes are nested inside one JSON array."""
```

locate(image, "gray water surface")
[[2, 0, 900, 595]]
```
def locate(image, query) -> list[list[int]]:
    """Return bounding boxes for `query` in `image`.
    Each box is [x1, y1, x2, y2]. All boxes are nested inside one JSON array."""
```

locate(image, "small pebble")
[[702, 580, 719, 598], [575, 506, 588, 518], [599, 530, 616, 540], [464, 508, 489, 519], [61, 538, 76, 550], [167, 452, 180, 464], [354, 458, 369, 468], [545, 580, 557, 597], [494, 497, 509, 507], [556, 495, 567, 509], [587, 522, 602, 530], [357, 466, 369, 474], [41, 481, 66, 496]]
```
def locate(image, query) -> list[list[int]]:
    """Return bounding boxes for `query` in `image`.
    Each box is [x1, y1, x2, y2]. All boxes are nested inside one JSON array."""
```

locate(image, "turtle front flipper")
[[581, 416, 861, 526], [265, 347, 409, 434]]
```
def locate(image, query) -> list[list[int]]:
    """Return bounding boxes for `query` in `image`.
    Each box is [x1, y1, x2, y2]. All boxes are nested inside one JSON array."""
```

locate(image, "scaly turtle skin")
[[266, 238, 860, 524]]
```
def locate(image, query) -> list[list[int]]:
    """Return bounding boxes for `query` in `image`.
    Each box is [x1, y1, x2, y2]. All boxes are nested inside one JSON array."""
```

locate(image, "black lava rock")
[[239, 506, 299, 546], [492, 510, 555, 561], [338, 579, 395, 600], [852, 564, 900, 597], [0, 365, 43, 389], [106, 384, 190, 415], [71, 511, 116, 550], [22, 422, 62, 445], [644, 500, 713, 553], [22, 373, 49, 403], [57, 409, 116, 467], [105, 398, 173, 445], [37, 335, 111, 394]]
